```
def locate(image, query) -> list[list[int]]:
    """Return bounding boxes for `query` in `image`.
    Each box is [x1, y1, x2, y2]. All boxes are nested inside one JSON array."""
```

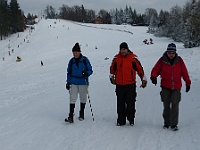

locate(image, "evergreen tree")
[[44, 5, 56, 19], [9, 0, 22, 33], [185, 0, 200, 47], [0, 0, 10, 39], [98, 9, 111, 24]]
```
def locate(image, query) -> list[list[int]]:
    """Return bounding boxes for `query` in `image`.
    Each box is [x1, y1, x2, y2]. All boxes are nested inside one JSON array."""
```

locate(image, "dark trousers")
[[116, 84, 136, 125], [160, 88, 181, 126]]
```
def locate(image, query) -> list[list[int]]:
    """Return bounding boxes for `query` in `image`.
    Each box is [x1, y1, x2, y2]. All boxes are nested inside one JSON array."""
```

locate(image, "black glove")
[[82, 70, 88, 78], [151, 77, 157, 85], [140, 80, 147, 88], [186, 85, 190, 92], [110, 76, 116, 85], [66, 83, 71, 90]]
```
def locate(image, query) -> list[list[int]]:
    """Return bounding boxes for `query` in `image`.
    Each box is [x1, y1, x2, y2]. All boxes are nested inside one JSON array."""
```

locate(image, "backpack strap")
[[68, 56, 87, 75], [82, 56, 87, 71], [68, 58, 73, 75]]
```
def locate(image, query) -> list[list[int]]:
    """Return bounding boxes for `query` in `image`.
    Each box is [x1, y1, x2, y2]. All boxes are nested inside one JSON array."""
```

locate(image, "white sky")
[[17, 0, 190, 15]]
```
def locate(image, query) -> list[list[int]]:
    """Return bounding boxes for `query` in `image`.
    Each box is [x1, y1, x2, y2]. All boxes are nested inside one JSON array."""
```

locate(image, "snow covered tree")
[[98, 9, 111, 24], [167, 5, 183, 41], [184, 0, 200, 47], [144, 8, 158, 25], [156, 10, 170, 37], [44, 5, 56, 19]]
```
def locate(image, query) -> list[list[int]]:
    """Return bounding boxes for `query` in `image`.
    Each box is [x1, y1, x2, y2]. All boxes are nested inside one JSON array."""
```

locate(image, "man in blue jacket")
[[65, 43, 93, 123]]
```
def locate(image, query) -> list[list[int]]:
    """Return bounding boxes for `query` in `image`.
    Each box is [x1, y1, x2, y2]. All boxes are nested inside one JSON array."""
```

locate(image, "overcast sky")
[[18, 0, 190, 15]]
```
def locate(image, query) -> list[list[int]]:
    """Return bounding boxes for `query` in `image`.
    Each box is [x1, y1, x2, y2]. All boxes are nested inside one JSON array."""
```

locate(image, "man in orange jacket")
[[150, 43, 191, 131], [110, 42, 147, 126]]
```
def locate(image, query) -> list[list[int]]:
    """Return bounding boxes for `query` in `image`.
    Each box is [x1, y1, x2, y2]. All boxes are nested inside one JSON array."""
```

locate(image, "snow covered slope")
[[0, 18, 200, 150]]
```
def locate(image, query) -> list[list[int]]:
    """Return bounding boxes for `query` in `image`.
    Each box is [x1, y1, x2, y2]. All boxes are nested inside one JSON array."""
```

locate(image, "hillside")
[[0, 19, 200, 150]]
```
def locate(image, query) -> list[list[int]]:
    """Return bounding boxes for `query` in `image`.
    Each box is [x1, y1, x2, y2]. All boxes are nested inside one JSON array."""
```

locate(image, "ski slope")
[[0, 18, 200, 150]]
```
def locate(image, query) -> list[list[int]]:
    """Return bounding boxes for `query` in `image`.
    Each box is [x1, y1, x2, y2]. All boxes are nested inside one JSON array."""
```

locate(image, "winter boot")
[[129, 120, 134, 126], [171, 125, 178, 131], [65, 104, 75, 123], [79, 103, 85, 121], [163, 124, 169, 129]]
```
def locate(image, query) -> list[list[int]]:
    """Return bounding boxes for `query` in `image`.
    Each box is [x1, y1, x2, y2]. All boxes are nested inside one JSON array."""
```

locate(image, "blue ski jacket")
[[66, 55, 93, 85]]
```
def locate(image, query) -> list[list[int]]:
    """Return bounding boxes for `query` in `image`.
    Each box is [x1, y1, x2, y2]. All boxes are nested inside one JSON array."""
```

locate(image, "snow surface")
[[0, 18, 200, 150]]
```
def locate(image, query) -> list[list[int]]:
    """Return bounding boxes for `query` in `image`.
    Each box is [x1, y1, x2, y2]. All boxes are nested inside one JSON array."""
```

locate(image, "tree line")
[[0, 0, 25, 40], [45, 1, 200, 48], [45, 5, 145, 25], [1, 0, 200, 48]]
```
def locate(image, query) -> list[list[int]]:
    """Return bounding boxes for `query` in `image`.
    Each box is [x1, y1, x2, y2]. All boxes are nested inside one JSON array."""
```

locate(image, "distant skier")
[[16, 56, 22, 62], [143, 39, 148, 44], [41, 61, 43, 66], [65, 42, 93, 123], [150, 43, 191, 131], [150, 38, 153, 44], [2, 57, 5, 61]]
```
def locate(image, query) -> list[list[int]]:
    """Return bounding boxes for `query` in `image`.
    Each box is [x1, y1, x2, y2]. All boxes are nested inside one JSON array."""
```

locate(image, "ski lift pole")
[[86, 83, 94, 121]]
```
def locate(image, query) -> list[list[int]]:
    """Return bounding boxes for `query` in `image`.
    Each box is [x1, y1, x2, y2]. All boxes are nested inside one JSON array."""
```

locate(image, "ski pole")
[[86, 85, 94, 121]]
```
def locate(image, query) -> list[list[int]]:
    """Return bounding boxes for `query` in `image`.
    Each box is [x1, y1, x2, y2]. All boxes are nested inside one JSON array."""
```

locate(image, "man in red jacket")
[[150, 43, 191, 131], [110, 42, 147, 126]]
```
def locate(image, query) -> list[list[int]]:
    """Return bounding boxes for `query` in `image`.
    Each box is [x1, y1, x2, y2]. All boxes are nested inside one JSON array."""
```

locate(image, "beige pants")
[[69, 84, 87, 104]]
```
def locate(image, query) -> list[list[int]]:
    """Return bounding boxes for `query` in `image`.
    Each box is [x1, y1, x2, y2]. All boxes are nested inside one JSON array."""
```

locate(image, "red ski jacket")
[[151, 53, 191, 90]]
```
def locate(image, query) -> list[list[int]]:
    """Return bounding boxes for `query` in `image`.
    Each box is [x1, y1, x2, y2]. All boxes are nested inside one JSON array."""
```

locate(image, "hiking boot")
[[67, 113, 74, 123], [116, 122, 125, 126], [129, 120, 134, 126], [64, 115, 74, 123], [79, 103, 85, 121], [163, 124, 169, 129], [171, 125, 178, 131], [79, 110, 84, 121]]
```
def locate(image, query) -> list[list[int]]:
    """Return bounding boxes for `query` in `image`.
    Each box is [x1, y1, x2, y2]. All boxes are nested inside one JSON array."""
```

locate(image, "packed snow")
[[0, 18, 200, 150]]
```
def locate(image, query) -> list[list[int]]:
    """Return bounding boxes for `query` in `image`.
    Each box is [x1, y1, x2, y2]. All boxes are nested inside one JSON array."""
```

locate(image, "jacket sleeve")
[[110, 57, 117, 75], [132, 58, 145, 81], [180, 57, 191, 86], [151, 57, 162, 78], [66, 59, 72, 83], [85, 57, 93, 76]]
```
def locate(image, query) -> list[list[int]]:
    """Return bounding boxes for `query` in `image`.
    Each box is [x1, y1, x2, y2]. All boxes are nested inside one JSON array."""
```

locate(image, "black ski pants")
[[116, 84, 136, 125], [160, 88, 181, 126]]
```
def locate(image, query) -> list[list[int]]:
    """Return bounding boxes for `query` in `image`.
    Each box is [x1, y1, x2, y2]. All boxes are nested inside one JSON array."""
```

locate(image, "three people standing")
[[65, 42, 191, 131]]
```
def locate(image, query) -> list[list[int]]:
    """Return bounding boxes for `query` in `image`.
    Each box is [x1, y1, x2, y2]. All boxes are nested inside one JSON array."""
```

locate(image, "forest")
[[1, 0, 200, 48]]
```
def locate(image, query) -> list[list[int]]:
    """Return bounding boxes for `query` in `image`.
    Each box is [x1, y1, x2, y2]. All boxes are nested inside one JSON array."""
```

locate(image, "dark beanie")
[[72, 43, 81, 52], [120, 42, 129, 50], [166, 43, 176, 52]]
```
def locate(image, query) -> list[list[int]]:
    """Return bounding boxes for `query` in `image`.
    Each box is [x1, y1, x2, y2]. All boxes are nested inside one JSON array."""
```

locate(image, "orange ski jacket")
[[110, 52, 145, 85]]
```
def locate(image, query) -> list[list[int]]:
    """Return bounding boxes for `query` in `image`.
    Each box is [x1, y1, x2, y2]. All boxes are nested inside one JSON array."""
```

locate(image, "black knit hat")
[[120, 42, 129, 50], [166, 43, 176, 52], [72, 42, 81, 52]]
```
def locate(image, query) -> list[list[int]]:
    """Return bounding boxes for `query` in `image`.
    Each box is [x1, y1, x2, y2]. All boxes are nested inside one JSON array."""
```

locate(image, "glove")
[[140, 80, 147, 88], [82, 70, 88, 78], [66, 83, 71, 90], [151, 77, 157, 85], [186, 85, 190, 92], [110, 75, 116, 85]]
